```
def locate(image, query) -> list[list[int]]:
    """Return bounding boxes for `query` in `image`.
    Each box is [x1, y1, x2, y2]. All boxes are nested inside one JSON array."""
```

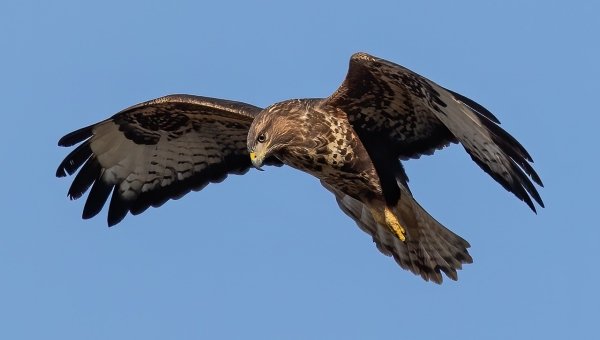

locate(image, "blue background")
[[1, 1, 598, 339]]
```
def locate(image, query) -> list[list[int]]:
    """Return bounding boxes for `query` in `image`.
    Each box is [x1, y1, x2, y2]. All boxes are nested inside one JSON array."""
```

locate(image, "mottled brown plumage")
[[57, 53, 543, 283]]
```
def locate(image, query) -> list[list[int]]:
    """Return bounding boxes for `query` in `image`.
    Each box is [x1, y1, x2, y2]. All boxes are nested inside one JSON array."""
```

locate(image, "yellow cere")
[[250, 152, 257, 160]]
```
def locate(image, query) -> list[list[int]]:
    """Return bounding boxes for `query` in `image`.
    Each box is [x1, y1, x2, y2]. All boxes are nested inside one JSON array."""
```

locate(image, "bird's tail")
[[321, 181, 473, 284]]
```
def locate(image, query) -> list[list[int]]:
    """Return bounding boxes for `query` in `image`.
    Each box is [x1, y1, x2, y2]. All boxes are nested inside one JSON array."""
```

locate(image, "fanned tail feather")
[[321, 181, 472, 284]]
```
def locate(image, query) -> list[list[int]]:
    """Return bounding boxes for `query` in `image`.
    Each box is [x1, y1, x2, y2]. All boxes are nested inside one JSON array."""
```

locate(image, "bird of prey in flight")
[[56, 52, 543, 283]]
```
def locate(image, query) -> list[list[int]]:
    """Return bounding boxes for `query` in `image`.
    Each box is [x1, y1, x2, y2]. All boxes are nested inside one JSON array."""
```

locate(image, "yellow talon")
[[384, 207, 406, 242]]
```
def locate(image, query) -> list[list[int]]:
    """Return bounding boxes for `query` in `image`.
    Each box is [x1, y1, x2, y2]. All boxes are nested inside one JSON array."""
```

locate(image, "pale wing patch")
[[91, 122, 143, 187], [91, 122, 233, 203]]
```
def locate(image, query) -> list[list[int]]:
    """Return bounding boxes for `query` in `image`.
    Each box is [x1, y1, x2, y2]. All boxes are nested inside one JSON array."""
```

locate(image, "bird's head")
[[247, 101, 308, 170]]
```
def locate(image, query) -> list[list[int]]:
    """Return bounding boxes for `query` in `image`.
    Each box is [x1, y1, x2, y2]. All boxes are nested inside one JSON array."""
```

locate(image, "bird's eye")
[[257, 133, 266, 143]]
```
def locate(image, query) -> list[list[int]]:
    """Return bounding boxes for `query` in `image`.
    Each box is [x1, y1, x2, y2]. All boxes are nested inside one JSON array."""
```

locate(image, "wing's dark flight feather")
[[56, 94, 280, 225], [82, 177, 113, 220], [476, 115, 542, 185], [56, 141, 93, 177], [58, 124, 95, 147], [68, 156, 101, 200], [443, 87, 501, 124], [107, 188, 134, 226]]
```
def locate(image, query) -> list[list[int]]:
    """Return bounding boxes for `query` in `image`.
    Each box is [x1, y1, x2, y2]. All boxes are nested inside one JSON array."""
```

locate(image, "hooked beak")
[[250, 152, 264, 171]]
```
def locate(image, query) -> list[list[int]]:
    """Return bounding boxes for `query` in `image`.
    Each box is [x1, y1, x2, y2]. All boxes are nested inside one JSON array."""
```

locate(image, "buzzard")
[[56, 52, 543, 283]]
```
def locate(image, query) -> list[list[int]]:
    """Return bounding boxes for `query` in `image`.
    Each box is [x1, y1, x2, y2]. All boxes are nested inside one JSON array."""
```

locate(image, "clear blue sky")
[[1, 1, 598, 339]]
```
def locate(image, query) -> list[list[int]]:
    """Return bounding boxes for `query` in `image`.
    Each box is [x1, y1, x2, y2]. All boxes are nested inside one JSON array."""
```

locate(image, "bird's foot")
[[384, 207, 406, 242]]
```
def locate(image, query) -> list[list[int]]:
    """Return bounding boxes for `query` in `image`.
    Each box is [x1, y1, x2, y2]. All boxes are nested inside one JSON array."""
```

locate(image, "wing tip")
[[58, 124, 95, 147]]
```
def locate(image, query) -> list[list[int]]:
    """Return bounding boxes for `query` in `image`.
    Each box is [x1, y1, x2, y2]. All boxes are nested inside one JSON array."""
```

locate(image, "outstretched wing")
[[56, 94, 280, 226], [325, 52, 544, 212]]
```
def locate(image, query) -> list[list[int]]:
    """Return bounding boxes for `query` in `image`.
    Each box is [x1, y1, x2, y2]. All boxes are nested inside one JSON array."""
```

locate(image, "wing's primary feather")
[[326, 52, 544, 211], [56, 94, 282, 226]]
